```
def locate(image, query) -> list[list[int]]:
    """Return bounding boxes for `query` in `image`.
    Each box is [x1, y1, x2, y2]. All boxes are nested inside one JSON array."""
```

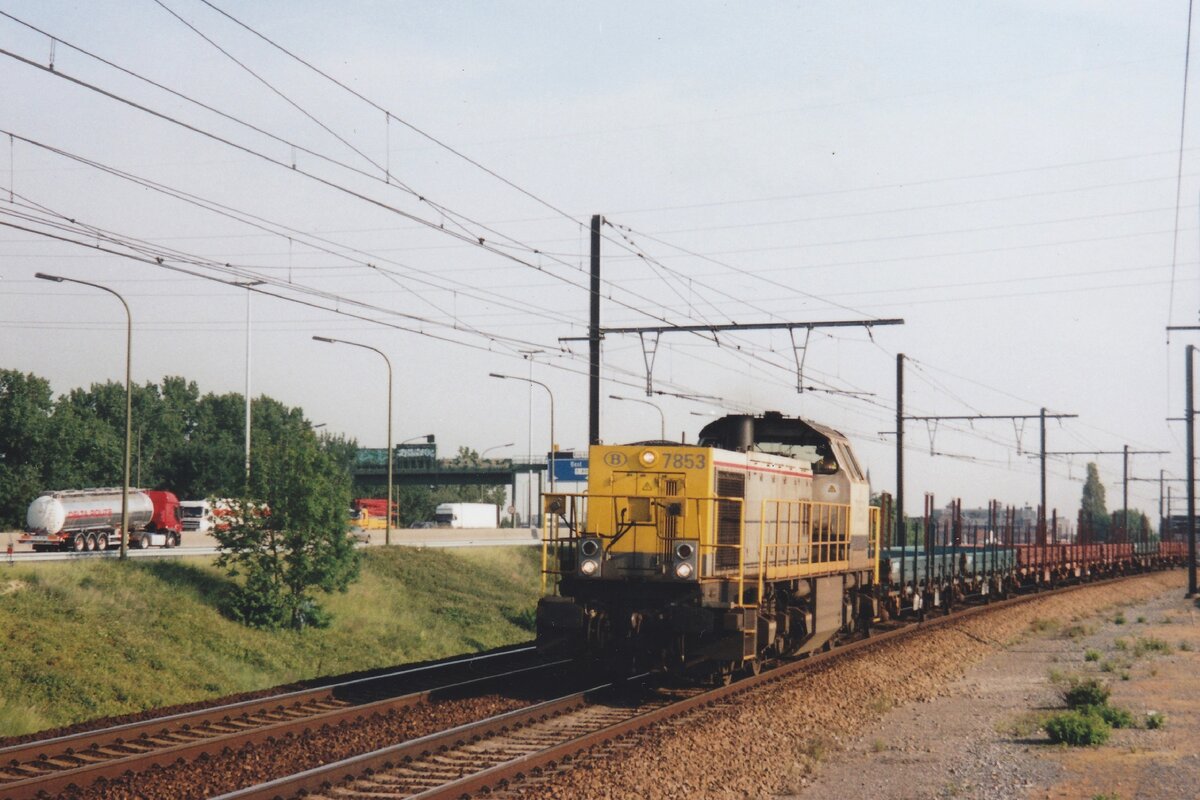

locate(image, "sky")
[[1, 1, 1197, 522]]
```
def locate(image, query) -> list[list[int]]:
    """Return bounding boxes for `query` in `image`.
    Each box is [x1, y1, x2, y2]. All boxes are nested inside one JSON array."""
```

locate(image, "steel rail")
[[209, 679, 628, 800], [218, 571, 1165, 800], [0, 645, 539, 799]]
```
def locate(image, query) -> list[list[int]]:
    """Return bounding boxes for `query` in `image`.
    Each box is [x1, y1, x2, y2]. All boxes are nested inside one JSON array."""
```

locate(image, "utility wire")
[[152, 0, 385, 175], [0, 129, 583, 333], [1169, 0, 1196, 325], [194, 0, 584, 226]]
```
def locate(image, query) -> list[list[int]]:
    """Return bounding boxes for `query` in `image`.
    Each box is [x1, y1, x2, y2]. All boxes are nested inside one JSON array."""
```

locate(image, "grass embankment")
[[0, 547, 541, 737]]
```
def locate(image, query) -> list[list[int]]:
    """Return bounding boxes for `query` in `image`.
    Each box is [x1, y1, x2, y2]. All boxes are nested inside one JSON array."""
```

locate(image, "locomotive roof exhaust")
[[696, 411, 843, 453]]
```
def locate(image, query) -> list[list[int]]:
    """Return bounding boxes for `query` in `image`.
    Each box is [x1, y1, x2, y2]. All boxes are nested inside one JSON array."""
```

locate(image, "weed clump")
[[1062, 624, 1090, 639], [1133, 637, 1171, 657], [1062, 678, 1110, 709], [1145, 711, 1167, 730], [1045, 710, 1111, 746], [1084, 649, 1101, 662]]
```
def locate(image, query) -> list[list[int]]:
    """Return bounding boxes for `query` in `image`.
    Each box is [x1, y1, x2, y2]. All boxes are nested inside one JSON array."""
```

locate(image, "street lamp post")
[[481, 442, 515, 459], [314, 336, 393, 545], [608, 394, 666, 440], [400, 434, 434, 445], [37, 272, 133, 559], [234, 281, 264, 486], [489, 372, 556, 507]]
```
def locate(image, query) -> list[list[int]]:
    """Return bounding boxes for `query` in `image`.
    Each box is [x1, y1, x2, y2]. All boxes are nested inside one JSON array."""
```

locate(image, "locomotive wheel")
[[745, 658, 762, 677]]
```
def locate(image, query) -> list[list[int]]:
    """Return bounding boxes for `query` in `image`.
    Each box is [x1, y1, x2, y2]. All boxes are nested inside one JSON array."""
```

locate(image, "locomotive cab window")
[[833, 442, 862, 480], [812, 446, 840, 475]]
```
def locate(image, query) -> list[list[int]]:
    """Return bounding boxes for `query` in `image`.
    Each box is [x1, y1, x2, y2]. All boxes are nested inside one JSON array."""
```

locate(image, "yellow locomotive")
[[538, 411, 880, 680]]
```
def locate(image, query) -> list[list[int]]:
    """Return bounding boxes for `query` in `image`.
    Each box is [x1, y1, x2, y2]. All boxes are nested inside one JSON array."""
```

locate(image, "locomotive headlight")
[[580, 559, 600, 576], [580, 538, 600, 558], [672, 538, 698, 581], [639, 449, 657, 467]]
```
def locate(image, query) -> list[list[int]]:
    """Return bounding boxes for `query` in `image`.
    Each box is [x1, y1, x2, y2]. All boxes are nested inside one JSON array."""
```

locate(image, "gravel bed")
[[499, 572, 1184, 800]]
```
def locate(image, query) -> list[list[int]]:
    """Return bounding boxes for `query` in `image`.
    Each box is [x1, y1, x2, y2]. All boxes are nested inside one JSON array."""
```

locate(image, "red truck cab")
[[144, 490, 183, 535]]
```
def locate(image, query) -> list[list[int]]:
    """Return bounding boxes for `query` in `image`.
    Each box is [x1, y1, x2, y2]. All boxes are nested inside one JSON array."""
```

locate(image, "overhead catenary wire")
[[2, 4, 1171, 501], [192, 0, 586, 226], [0, 210, 750, 405], [1168, 0, 1196, 326], [0, 130, 587, 335], [73, 2, 894, 344], [0, 46, 805, 353]]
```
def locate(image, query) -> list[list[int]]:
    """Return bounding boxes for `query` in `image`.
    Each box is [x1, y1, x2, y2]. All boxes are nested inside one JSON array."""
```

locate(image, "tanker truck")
[[20, 488, 183, 552]]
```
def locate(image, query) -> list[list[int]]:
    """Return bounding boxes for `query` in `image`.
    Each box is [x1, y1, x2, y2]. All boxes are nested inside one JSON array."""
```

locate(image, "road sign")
[[551, 457, 588, 482]]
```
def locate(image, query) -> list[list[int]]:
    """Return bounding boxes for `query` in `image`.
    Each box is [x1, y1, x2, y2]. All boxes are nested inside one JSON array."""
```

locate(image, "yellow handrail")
[[757, 499, 853, 586]]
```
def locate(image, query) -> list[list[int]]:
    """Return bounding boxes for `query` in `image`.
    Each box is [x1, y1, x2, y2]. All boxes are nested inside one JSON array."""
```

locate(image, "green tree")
[[214, 420, 360, 630], [0, 370, 55, 526], [1080, 462, 1111, 541], [45, 385, 124, 490]]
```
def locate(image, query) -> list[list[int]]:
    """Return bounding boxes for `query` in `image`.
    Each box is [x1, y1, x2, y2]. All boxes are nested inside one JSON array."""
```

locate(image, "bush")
[[1045, 710, 1111, 746], [1085, 649, 1101, 662], [1063, 678, 1111, 709], [1145, 711, 1167, 730], [1133, 637, 1171, 657], [1081, 704, 1135, 729]]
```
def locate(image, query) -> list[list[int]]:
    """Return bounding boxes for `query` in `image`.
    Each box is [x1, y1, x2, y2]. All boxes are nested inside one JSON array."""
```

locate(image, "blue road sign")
[[551, 457, 588, 482]]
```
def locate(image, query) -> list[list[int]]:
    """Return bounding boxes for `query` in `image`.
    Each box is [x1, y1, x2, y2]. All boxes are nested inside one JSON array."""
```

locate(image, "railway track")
[[1, 572, 1173, 799], [0, 645, 554, 800], [211, 678, 694, 800], [210, 574, 1155, 800]]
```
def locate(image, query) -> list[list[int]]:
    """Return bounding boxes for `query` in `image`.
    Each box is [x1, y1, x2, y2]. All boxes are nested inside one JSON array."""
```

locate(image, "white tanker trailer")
[[21, 488, 183, 552]]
